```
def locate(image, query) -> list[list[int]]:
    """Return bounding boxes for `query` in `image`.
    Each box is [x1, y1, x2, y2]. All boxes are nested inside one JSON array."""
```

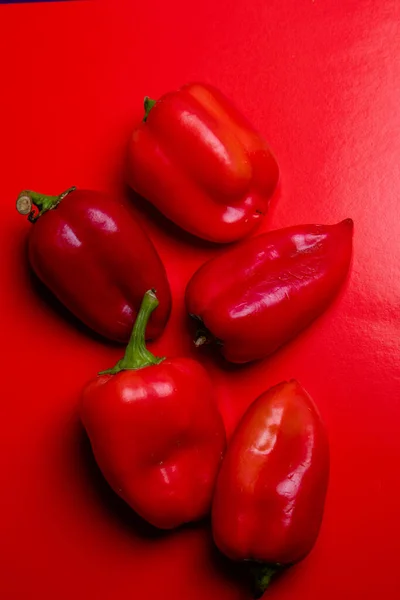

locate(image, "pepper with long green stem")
[[80, 290, 226, 529]]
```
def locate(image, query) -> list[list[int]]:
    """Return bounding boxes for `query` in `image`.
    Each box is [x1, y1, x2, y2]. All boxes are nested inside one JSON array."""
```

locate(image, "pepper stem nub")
[[99, 289, 165, 376], [143, 96, 156, 122], [16, 186, 76, 223], [251, 564, 278, 598], [194, 334, 208, 347]]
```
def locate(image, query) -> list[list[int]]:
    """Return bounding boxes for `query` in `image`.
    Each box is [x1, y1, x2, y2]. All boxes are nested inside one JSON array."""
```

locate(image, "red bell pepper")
[[80, 289, 226, 529], [212, 380, 329, 596], [186, 219, 353, 363], [16, 187, 171, 342], [127, 83, 279, 243]]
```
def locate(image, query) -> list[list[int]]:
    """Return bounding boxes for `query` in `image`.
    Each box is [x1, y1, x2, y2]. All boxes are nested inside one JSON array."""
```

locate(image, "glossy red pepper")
[[127, 82, 279, 243], [212, 380, 329, 596], [80, 290, 226, 529], [16, 187, 171, 342], [186, 219, 353, 363]]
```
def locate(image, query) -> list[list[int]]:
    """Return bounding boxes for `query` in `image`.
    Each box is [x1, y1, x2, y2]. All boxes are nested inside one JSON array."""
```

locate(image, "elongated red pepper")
[[16, 187, 171, 342], [212, 380, 329, 596], [186, 219, 353, 363], [127, 83, 279, 243], [80, 290, 226, 529]]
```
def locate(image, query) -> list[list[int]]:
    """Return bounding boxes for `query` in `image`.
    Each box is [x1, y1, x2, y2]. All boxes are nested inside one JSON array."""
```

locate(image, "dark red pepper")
[[16, 187, 171, 342], [212, 380, 329, 596], [186, 219, 353, 363], [127, 82, 279, 243], [80, 290, 226, 529]]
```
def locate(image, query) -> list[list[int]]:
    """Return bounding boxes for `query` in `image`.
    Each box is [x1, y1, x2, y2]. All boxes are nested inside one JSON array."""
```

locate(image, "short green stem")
[[16, 186, 76, 223], [143, 96, 156, 121], [251, 564, 278, 598], [99, 289, 165, 375]]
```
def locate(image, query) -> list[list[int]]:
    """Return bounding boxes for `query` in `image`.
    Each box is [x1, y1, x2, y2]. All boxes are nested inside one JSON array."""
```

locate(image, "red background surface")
[[1, 1, 400, 598]]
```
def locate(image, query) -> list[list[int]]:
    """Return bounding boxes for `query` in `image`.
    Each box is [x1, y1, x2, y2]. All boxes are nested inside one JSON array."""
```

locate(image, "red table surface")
[[1, 1, 399, 598]]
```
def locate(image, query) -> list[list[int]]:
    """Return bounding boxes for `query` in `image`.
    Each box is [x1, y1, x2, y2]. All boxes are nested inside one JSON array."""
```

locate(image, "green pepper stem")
[[251, 564, 278, 598], [99, 289, 165, 375], [143, 96, 156, 122], [16, 186, 76, 223]]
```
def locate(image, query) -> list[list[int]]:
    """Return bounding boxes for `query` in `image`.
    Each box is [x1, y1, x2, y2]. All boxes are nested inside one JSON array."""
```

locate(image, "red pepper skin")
[[16, 187, 171, 342], [80, 291, 226, 530], [186, 219, 353, 363], [212, 381, 329, 588], [127, 83, 279, 243]]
